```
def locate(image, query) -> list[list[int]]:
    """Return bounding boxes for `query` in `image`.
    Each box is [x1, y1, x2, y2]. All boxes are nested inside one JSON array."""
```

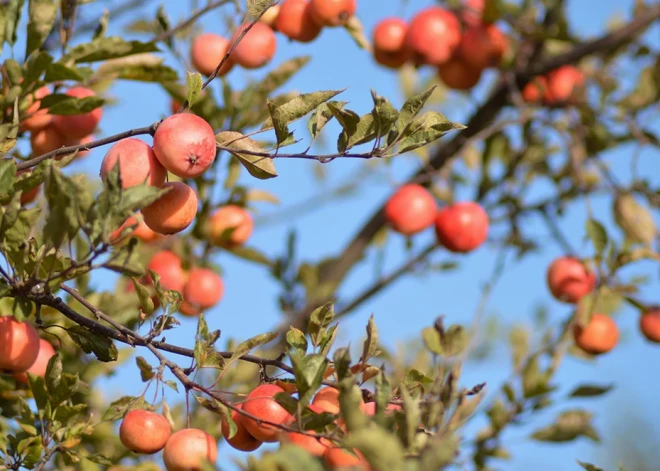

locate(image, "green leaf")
[[136, 356, 155, 382], [530, 410, 599, 443], [132, 277, 155, 315], [68, 326, 119, 362], [25, 0, 57, 57], [105, 246, 145, 278], [440, 324, 468, 357], [308, 302, 335, 347], [97, 53, 178, 82], [23, 50, 53, 82], [247, 0, 273, 17], [577, 461, 606, 471], [40, 93, 105, 116], [0, 159, 17, 193], [421, 327, 443, 355], [45, 352, 63, 397], [328, 104, 360, 152], [102, 396, 145, 421], [290, 353, 328, 406], [344, 423, 405, 471], [265, 99, 291, 146], [286, 326, 308, 356], [27, 375, 49, 412], [225, 332, 278, 370], [216, 131, 277, 180], [261, 90, 344, 131], [1, 0, 26, 52], [43, 165, 83, 247], [360, 315, 378, 363], [568, 384, 614, 398], [419, 434, 460, 470], [585, 218, 608, 254], [186, 71, 203, 107], [389, 86, 438, 144], [397, 111, 465, 154], [61, 36, 160, 63], [308, 101, 346, 140], [44, 62, 91, 82]]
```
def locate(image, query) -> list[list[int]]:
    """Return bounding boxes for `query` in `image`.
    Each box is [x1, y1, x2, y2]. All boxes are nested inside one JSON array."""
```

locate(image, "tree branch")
[[34, 286, 294, 374]]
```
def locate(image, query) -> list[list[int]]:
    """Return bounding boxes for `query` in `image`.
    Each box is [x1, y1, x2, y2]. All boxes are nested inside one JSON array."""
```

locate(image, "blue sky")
[[7, 0, 660, 469]]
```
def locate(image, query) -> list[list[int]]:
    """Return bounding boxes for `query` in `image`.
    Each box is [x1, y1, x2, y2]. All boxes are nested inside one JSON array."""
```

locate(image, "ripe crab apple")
[[458, 24, 508, 70], [545, 65, 585, 104], [147, 250, 186, 293], [162, 428, 218, 471], [52, 86, 103, 139], [208, 205, 254, 248], [309, 0, 356, 27], [276, 0, 323, 43], [312, 386, 366, 415], [221, 403, 263, 452], [372, 17, 410, 69], [323, 446, 369, 469], [280, 404, 329, 456], [260, 5, 281, 29], [190, 33, 234, 76], [438, 55, 483, 90], [182, 268, 224, 311], [434, 202, 489, 253], [405, 7, 462, 66], [20, 86, 52, 133], [363, 401, 402, 415], [573, 313, 619, 355], [153, 113, 217, 178], [110, 214, 163, 244], [142, 182, 199, 235], [30, 126, 71, 156], [546, 256, 596, 304], [230, 22, 277, 69], [12, 339, 55, 384], [0, 316, 40, 373], [522, 77, 548, 103], [242, 384, 293, 442], [100, 138, 167, 189], [461, 0, 485, 26], [639, 309, 660, 343], [384, 184, 437, 236], [119, 409, 171, 454]]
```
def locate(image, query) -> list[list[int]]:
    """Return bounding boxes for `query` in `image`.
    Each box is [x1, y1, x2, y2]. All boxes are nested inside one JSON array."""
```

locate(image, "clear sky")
[[9, 0, 660, 469]]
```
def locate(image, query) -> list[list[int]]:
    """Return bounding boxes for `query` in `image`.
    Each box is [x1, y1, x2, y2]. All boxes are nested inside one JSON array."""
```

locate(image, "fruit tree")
[[1, 0, 660, 470]]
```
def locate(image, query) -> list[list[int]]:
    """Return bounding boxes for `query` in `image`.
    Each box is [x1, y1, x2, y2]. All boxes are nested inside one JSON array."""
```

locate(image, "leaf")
[[186, 71, 203, 107], [344, 424, 405, 471], [262, 90, 344, 131], [265, 99, 291, 146], [286, 326, 308, 356], [419, 435, 460, 470], [612, 193, 657, 245], [25, 0, 57, 57], [136, 356, 155, 382], [585, 218, 608, 253], [290, 353, 328, 406], [390, 86, 438, 143], [343, 15, 371, 52], [39, 93, 105, 116], [308, 302, 335, 347], [577, 461, 606, 471], [421, 327, 443, 355], [360, 315, 378, 364], [44, 62, 91, 82], [245, 188, 280, 204], [96, 52, 178, 82], [225, 332, 278, 370], [568, 384, 614, 398], [441, 324, 468, 357], [61, 36, 160, 63], [0, 159, 17, 193], [102, 396, 145, 421], [68, 326, 118, 362], [216, 131, 277, 180], [0, 0, 25, 52], [328, 104, 360, 152], [132, 277, 155, 316], [308, 100, 347, 140], [530, 410, 599, 443], [397, 111, 465, 154], [247, 0, 273, 17]]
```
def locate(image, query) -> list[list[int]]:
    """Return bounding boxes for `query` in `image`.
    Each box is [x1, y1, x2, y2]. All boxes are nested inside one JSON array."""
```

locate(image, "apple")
[[142, 182, 199, 235], [190, 33, 234, 76], [162, 428, 218, 470], [52, 86, 103, 139], [546, 256, 596, 304], [309, 0, 356, 27], [119, 409, 171, 454], [434, 202, 489, 253], [147, 250, 186, 293], [405, 7, 461, 66], [182, 268, 224, 311], [573, 313, 619, 355], [12, 338, 55, 384], [242, 384, 293, 442], [0, 316, 40, 373], [384, 184, 437, 236], [640, 309, 660, 343], [100, 138, 167, 189], [438, 55, 483, 90], [276, 0, 323, 43], [208, 205, 254, 248], [372, 17, 410, 69], [221, 403, 263, 452], [230, 22, 277, 69]]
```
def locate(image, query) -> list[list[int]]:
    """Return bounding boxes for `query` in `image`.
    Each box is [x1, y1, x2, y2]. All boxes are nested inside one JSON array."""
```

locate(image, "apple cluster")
[[118, 383, 402, 470], [385, 184, 489, 254], [371, 0, 507, 91]]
